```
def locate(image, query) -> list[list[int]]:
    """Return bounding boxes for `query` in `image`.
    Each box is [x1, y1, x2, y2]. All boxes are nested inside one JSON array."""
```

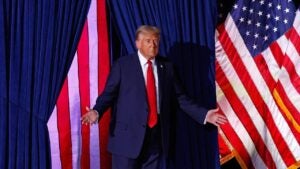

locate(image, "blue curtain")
[[108, 0, 219, 169], [0, 0, 90, 168]]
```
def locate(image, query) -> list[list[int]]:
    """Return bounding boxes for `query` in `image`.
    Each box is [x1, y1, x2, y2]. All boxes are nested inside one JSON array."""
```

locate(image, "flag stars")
[[252, 44, 257, 49], [233, 4, 238, 9], [277, 4, 281, 10], [231, 0, 294, 56], [247, 20, 252, 25], [239, 17, 245, 23], [260, 0, 265, 5], [284, 8, 290, 13], [268, 2, 272, 7]]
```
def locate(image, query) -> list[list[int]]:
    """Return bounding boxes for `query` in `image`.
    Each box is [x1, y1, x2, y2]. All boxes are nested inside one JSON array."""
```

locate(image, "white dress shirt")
[[138, 50, 160, 114]]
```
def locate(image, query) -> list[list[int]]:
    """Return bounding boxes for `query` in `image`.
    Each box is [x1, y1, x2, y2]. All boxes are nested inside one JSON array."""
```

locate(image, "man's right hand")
[[81, 107, 99, 125]]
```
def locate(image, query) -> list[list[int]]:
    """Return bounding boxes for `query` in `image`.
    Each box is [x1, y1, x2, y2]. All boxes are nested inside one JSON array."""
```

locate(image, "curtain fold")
[[108, 0, 219, 169], [0, 0, 91, 168]]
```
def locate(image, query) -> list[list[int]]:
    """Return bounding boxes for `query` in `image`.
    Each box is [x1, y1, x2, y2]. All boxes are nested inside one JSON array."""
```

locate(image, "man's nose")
[[150, 40, 157, 47]]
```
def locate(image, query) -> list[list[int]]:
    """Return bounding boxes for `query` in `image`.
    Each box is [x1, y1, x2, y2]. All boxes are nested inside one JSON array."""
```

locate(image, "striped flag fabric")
[[47, 0, 111, 168], [216, 0, 300, 168]]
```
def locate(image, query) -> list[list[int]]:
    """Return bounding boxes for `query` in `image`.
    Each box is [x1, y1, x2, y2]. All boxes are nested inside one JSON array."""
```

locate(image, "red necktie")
[[146, 60, 158, 128]]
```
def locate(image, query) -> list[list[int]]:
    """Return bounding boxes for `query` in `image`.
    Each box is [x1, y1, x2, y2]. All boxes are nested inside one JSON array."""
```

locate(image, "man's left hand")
[[206, 108, 227, 127]]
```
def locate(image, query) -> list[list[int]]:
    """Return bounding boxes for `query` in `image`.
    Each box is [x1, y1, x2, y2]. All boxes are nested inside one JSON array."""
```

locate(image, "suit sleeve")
[[171, 65, 208, 124], [93, 60, 121, 119]]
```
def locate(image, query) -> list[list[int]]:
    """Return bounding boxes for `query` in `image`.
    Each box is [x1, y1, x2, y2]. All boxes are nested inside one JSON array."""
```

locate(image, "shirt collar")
[[138, 50, 156, 66]]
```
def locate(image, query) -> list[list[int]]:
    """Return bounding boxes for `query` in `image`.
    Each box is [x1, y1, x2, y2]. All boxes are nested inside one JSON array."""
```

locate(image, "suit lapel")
[[132, 53, 147, 96]]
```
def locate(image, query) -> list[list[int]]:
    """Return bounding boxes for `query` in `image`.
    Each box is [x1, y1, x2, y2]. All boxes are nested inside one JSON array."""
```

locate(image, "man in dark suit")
[[81, 25, 227, 169]]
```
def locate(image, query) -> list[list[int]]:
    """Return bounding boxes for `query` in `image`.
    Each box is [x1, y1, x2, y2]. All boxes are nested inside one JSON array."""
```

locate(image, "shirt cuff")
[[93, 109, 100, 122], [203, 110, 213, 124]]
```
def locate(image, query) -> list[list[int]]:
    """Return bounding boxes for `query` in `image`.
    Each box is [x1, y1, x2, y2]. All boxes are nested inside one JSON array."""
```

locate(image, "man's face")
[[135, 32, 160, 60]]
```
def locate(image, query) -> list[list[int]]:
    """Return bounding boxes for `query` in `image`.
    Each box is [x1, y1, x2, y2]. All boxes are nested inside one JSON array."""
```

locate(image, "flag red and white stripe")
[[47, 0, 111, 168], [216, 8, 300, 169]]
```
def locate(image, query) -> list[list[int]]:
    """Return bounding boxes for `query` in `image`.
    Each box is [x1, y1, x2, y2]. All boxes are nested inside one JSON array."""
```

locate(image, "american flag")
[[216, 0, 300, 168], [47, 0, 112, 168]]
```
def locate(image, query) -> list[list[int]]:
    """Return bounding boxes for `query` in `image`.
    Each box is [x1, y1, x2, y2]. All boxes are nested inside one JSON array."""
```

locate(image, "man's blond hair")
[[135, 25, 160, 40]]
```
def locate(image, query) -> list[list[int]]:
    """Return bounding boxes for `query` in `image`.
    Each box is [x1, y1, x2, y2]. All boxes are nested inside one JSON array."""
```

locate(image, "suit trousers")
[[112, 118, 164, 169]]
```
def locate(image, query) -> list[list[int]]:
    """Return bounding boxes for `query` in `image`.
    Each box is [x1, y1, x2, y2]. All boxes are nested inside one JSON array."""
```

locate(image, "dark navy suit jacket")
[[93, 53, 208, 159]]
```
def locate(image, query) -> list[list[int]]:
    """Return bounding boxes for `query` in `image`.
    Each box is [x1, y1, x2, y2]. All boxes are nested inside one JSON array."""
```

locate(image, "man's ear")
[[135, 40, 141, 49]]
